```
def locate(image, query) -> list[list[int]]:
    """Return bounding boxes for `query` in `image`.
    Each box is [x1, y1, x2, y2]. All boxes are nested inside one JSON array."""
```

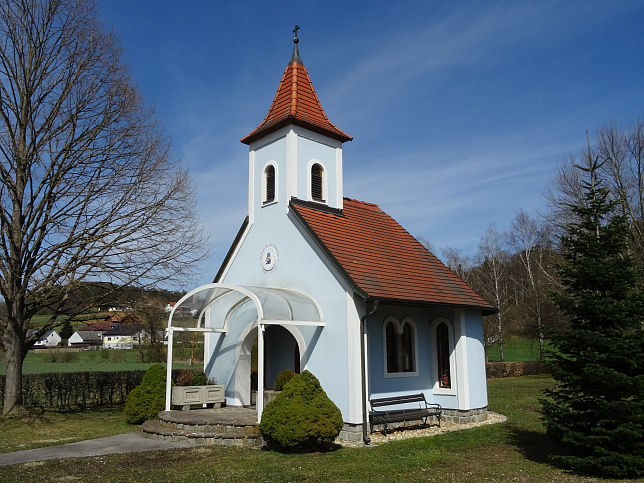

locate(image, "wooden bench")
[[369, 393, 441, 434]]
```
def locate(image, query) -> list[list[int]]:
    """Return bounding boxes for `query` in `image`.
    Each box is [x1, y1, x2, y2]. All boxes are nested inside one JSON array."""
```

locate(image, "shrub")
[[274, 370, 295, 391], [174, 369, 210, 386], [191, 370, 208, 386], [259, 370, 343, 451], [124, 363, 167, 424], [175, 370, 193, 386]]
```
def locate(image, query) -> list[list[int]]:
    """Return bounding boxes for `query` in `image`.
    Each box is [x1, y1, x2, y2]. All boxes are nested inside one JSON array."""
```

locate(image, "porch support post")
[[165, 328, 174, 411], [257, 322, 264, 423]]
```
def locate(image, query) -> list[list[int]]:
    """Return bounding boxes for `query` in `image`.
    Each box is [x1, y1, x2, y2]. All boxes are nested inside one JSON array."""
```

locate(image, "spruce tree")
[[541, 152, 644, 477], [60, 319, 74, 341]]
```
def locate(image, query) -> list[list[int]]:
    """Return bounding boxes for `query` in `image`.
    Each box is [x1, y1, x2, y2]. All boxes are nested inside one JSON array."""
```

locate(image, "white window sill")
[[383, 371, 419, 379], [432, 385, 457, 396]]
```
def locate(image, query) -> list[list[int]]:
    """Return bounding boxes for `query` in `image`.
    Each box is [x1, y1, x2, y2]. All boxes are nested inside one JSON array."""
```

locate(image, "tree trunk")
[[537, 317, 545, 361], [497, 313, 505, 362], [2, 327, 26, 416]]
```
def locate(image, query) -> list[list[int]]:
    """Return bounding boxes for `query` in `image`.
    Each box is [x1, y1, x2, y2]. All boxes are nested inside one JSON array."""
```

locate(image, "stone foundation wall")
[[441, 407, 487, 424], [337, 423, 364, 443], [335, 406, 488, 442]]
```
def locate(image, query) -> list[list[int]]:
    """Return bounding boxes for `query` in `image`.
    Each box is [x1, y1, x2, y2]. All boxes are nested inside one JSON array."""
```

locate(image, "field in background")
[[0, 349, 198, 375], [486, 336, 546, 362]]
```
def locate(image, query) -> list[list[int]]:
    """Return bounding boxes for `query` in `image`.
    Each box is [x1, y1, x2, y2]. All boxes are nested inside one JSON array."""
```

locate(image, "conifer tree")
[[541, 149, 644, 478]]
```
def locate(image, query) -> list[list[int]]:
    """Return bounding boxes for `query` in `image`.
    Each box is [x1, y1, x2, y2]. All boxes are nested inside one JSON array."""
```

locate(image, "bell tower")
[[241, 26, 352, 223]]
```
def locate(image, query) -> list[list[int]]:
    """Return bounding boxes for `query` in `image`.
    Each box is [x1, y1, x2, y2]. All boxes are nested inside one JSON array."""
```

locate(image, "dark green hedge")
[[0, 371, 146, 410]]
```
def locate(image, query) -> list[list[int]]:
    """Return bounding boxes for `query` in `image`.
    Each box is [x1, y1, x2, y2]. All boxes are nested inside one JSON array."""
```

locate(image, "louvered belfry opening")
[[311, 163, 324, 201], [265, 165, 275, 203]]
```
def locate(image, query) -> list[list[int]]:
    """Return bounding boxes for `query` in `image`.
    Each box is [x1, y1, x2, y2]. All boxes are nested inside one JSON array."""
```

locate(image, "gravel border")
[[342, 412, 507, 447]]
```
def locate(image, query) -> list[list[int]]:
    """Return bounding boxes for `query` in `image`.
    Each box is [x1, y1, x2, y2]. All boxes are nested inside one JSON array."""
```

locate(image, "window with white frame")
[[431, 318, 456, 393], [263, 164, 275, 204], [383, 316, 417, 375], [311, 163, 324, 202], [436, 322, 451, 388]]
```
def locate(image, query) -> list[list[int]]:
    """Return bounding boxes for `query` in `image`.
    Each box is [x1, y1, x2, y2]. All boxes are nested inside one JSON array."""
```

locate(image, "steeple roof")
[[241, 29, 352, 145]]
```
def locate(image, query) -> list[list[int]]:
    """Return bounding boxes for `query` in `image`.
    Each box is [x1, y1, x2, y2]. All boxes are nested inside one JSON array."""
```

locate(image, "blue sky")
[[97, 0, 644, 289]]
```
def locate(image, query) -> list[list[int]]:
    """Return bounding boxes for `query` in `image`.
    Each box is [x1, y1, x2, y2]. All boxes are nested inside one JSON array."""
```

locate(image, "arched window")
[[311, 163, 324, 202], [436, 322, 451, 388], [383, 317, 417, 375], [264, 165, 275, 204], [402, 322, 414, 372], [385, 320, 397, 373]]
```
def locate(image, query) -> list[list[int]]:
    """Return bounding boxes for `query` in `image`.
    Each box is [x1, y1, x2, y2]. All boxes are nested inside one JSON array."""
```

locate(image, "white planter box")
[[171, 385, 224, 409]]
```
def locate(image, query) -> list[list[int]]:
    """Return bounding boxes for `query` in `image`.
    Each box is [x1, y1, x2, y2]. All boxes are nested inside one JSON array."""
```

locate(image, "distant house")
[[164, 302, 176, 313], [102, 324, 144, 350], [68, 330, 103, 348], [28, 329, 62, 348]]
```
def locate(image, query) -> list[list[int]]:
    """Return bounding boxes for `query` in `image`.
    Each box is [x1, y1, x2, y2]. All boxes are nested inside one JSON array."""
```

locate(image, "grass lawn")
[[0, 376, 618, 481], [0, 407, 136, 454], [486, 336, 549, 362]]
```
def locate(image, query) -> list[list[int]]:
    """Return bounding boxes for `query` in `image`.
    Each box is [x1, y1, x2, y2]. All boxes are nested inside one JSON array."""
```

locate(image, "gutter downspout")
[[360, 299, 378, 445]]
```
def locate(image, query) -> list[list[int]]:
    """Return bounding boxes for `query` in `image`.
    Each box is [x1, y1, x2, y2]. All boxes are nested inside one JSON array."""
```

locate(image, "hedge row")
[[0, 368, 207, 410], [0, 371, 146, 410], [485, 361, 548, 378]]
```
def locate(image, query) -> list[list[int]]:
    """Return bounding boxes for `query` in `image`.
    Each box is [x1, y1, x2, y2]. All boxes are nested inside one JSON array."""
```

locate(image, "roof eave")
[[241, 118, 352, 145], [364, 296, 498, 316]]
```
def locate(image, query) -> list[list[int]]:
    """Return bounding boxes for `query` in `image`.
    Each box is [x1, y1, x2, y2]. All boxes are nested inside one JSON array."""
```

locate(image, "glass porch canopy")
[[164, 283, 324, 417], [167, 283, 324, 332]]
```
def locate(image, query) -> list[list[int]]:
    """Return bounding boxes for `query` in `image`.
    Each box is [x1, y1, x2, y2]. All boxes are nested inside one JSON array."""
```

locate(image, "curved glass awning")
[[167, 283, 324, 332]]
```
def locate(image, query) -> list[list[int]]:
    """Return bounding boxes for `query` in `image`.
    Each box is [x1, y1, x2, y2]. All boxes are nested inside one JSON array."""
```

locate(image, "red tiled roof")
[[290, 198, 495, 313], [241, 60, 352, 145]]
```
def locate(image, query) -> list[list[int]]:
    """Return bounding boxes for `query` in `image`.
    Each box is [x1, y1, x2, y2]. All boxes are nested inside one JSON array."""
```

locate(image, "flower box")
[[171, 384, 224, 410]]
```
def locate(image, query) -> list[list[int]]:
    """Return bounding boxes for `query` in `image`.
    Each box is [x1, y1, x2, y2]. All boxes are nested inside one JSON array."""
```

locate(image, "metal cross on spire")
[[290, 24, 302, 64]]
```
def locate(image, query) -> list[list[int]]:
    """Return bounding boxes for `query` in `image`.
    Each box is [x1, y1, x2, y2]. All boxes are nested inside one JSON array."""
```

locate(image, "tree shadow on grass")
[[507, 425, 568, 467], [261, 441, 343, 454], [506, 425, 617, 480]]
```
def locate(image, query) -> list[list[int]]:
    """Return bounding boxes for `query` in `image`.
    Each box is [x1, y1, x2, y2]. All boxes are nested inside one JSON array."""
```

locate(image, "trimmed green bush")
[[274, 369, 295, 391], [124, 363, 167, 424], [259, 370, 343, 451], [191, 370, 208, 385]]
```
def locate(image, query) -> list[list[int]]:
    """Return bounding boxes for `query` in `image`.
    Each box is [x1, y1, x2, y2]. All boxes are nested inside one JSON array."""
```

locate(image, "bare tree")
[[0, 0, 207, 415], [546, 121, 644, 266], [132, 298, 167, 363], [440, 246, 473, 285], [475, 223, 510, 361], [507, 210, 554, 360]]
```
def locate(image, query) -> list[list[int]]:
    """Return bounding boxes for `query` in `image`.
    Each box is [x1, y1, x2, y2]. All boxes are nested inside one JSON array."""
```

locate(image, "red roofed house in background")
[[166, 27, 495, 444]]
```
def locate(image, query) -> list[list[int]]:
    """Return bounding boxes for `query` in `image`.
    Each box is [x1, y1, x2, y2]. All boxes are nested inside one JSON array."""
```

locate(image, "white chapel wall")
[[210, 135, 355, 421]]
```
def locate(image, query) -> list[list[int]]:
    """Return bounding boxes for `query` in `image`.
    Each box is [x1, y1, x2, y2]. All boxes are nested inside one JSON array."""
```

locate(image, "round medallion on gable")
[[261, 245, 278, 271]]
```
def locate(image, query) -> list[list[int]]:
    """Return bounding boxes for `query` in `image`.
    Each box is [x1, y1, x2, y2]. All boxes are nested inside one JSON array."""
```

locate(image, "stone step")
[[158, 418, 260, 437], [141, 420, 263, 448]]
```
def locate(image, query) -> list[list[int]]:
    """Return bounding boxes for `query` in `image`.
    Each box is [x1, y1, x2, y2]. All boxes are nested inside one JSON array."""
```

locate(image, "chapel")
[[166, 28, 495, 443]]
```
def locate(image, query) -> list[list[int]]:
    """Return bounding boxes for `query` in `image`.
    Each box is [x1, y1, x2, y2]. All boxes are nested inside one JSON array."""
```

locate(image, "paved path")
[[0, 432, 191, 467]]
